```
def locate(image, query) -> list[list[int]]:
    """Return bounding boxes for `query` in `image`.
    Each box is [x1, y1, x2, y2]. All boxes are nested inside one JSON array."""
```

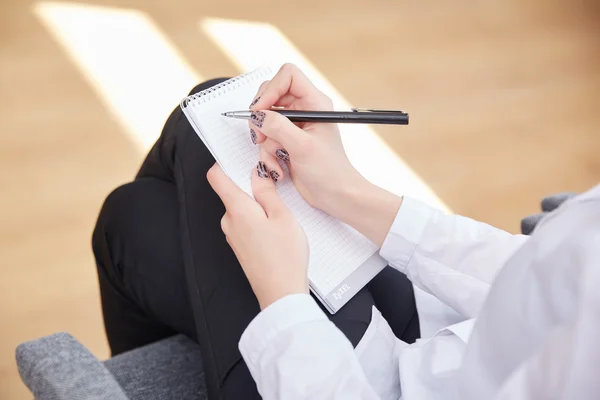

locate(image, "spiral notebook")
[[180, 67, 386, 313]]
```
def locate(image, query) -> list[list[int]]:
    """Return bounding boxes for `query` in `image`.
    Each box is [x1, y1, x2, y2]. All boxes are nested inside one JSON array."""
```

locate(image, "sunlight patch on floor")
[[33, 2, 202, 151]]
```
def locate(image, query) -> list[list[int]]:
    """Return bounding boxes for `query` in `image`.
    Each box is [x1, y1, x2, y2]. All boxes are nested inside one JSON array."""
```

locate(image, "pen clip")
[[351, 108, 406, 114]]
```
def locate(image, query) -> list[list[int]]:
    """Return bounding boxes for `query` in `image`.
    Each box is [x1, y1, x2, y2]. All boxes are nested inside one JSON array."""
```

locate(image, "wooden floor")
[[1, 0, 599, 397]]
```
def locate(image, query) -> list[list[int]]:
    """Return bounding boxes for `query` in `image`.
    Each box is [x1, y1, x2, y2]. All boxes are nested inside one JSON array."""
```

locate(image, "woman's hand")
[[247, 63, 364, 218], [207, 162, 309, 310], [248, 64, 403, 247]]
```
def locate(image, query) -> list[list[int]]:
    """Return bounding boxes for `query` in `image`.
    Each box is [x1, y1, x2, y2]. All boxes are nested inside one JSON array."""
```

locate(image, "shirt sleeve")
[[239, 294, 380, 400], [380, 197, 529, 319], [456, 187, 600, 399]]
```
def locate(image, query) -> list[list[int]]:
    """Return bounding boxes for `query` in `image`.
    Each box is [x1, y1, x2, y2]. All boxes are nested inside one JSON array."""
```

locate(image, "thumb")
[[250, 110, 309, 157], [252, 161, 287, 218]]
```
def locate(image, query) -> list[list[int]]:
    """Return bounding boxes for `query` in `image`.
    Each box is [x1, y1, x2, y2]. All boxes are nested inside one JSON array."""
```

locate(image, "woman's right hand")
[[248, 64, 403, 247], [248, 64, 365, 219]]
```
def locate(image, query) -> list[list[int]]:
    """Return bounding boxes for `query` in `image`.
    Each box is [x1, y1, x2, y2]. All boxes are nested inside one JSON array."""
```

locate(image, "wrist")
[[256, 278, 309, 310], [319, 171, 369, 218], [328, 177, 403, 247]]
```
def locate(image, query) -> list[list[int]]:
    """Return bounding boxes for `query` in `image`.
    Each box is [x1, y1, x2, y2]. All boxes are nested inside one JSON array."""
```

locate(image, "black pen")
[[221, 108, 409, 125]]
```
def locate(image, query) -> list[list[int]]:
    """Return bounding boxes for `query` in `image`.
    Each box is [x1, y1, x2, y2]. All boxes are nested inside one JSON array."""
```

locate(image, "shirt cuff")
[[379, 196, 435, 273], [239, 293, 327, 368]]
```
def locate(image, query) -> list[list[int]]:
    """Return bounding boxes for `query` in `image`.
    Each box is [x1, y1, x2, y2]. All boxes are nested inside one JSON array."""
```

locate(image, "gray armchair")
[[17, 332, 207, 400], [15, 193, 576, 399]]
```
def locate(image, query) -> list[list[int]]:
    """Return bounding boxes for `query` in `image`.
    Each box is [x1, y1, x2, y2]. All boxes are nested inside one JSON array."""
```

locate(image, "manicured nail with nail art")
[[249, 96, 260, 108], [257, 161, 269, 179], [269, 170, 280, 182], [275, 149, 290, 162], [250, 111, 265, 128], [250, 128, 257, 145]]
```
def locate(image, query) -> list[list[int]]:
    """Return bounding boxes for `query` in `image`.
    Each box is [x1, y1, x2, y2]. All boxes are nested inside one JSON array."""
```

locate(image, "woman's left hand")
[[207, 162, 309, 310]]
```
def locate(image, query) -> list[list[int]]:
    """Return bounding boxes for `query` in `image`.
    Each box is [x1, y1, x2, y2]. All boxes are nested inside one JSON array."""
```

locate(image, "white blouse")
[[239, 185, 600, 399]]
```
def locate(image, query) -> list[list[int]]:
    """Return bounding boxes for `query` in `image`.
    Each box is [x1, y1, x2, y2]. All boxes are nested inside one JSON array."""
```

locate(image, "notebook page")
[[183, 69, 379, 296]]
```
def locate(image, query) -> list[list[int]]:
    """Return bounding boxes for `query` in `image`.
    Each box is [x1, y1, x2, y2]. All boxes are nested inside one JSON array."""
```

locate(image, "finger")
[[249, 80, 270, 109], [220, 213, 230, 235], [254, 64, 333, 111], [249, 126, 264, 145], [253, 161, 287, 217], [250, 102, 303, 145], [207, 163, 248, 210], [249, 110, 309, 157], [260, 146, 284, 183], [249, 80, 271, 144], [272, 94, 296, 108], [253, 64, 318, 109], [261, 138, 289, 164]]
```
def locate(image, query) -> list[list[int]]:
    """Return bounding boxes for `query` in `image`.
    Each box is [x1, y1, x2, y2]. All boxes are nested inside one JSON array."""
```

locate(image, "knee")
[[92, 183, 139, 255], [92, 179, 177, 256]]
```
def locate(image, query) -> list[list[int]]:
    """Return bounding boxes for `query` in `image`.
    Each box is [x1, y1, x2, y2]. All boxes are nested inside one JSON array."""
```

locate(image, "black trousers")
[[92, 79, 419, 399]]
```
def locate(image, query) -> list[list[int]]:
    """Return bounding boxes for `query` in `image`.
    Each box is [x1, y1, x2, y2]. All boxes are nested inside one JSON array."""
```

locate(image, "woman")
[[93, 64, 600, 399]]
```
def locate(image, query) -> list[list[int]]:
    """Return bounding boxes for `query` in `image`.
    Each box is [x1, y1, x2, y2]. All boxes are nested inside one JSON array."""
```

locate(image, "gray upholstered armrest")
[[104, 334, 207, 400], [16, 332, 128, 400], [520, 192, 577, 235]]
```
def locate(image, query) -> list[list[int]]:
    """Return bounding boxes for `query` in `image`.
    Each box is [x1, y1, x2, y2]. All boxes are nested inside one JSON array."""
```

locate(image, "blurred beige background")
[[1, 0, 599, 397]]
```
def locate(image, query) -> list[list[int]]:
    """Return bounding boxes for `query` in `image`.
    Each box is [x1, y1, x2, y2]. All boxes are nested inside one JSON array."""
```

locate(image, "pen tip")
[[221, 112, 226, 116]]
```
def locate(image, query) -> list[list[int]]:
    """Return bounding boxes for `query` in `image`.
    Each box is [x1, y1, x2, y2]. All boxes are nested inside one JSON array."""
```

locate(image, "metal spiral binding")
[[180, 68, 271, 109]]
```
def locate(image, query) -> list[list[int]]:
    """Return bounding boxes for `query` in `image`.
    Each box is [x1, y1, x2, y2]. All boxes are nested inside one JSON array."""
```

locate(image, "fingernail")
[[275, 149, 290, 162], [250, 128, 257, 145], [257, 161, 269, 179], [249, 96, 260, 108], [269, 170, 280, 183], [250, 111, 265, 128]]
